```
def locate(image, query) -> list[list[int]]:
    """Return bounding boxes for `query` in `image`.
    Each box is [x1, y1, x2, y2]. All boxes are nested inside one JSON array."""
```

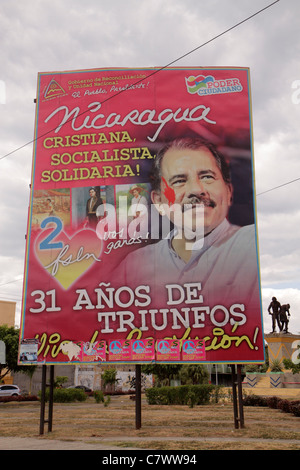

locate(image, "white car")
[[0, 384, 21, 397]]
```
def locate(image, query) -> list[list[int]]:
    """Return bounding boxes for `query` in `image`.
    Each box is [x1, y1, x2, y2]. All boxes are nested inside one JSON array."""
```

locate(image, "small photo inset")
[[115, 183, 151, 238], [71, 185, 115, 230], [31, 188, 70, 230], [116, 182, 151, 218]]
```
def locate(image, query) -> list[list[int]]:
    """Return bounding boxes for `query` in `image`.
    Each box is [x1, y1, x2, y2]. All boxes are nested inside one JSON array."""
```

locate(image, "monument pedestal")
[[264, 333, 300, 388], [264, 332, 300, 366], [265, 332, 300, 364]]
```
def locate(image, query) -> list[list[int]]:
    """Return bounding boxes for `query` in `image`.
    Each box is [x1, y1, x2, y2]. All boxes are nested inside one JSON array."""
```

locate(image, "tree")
[[101, 368, 119, 392], [0, 325, 36, 383], [142, 364, 210, 386], [141, 364, 182, 386], [179, 364, 209, 385], [54, 376, 68, 388]]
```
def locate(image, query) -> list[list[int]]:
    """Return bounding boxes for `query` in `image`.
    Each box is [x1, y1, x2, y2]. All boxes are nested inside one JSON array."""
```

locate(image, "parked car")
[[0, 384, 21, 397]]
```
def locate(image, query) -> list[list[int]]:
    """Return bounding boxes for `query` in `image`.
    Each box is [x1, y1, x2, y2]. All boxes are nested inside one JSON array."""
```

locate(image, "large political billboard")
[[19, 67, 264, 365]]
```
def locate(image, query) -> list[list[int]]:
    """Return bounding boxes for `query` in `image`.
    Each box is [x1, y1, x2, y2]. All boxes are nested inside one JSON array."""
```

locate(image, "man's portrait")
[[116, 136, 260, 307]]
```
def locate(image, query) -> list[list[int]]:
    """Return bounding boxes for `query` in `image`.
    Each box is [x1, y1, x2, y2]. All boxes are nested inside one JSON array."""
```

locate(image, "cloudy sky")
[[0, 0, 300, 336]]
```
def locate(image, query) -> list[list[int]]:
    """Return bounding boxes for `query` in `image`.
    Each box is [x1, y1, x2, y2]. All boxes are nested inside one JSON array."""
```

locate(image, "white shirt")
[[129, 195, 148, 217], [117, 219, 260, 307]]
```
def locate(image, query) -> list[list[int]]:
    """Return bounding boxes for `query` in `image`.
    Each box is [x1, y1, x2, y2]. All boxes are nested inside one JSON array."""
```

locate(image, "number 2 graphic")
[[39, 217, 63, 250]]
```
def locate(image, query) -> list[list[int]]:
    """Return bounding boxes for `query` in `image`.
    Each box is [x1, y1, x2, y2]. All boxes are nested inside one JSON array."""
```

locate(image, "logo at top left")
[[43, 78, 67, 100]]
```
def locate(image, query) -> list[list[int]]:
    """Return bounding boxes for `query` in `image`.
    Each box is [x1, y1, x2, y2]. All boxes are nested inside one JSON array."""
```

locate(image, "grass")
[[1, 395, 300, 450]]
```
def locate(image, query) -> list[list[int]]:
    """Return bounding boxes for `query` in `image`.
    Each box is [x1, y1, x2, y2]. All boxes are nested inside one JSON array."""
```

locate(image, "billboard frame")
[[19, 66, 265, 367]]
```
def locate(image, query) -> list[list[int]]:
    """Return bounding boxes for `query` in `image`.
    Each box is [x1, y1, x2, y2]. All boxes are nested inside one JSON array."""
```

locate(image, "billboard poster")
[[131, 339, 155, 362], [156, 340, 181, 362], [80, 340, 106, 362], [109, 339, 132, 362], [19, 67, 264, 365], [182, 339, 206, 362]]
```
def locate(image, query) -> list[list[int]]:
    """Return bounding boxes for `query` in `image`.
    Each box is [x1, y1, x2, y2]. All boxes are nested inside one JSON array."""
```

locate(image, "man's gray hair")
[[150, 137, 231, 192]]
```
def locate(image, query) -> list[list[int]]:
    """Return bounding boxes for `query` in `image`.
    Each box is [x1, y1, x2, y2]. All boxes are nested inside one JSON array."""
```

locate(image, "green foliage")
[[104, 395, 111, 407], [145, 384, 215, 406], [142, 364, 209, 387], [244, 363, 268, 373], [39, 387, 87, 403], [290, 402, 300, 417], [54, 376, 68, 387], [243, 394, 300, 418], [242, 394, 268, 407], [277, 398, 292, 413], [283, 358, 300, 374], [94, 390, 105, 403], [179, 364, 209, 385], [0, 395, 39, 403], [186, 390, 197, 408], [270, 359, 283, 372], [267, 395, 281, 409], [142, 364, 182, 386], [101, 368, 119, 389], [210, 385, 227, 403]]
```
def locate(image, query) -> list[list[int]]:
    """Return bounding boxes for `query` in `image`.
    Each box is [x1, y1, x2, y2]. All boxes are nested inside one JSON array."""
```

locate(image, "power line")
[[0, 278, 23, 288], [0, 0, 280, 162], [256, 176, 300, 196]]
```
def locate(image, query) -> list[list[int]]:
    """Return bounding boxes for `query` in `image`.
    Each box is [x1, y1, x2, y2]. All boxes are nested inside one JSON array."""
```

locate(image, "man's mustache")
[[181, 196, 216, 212]]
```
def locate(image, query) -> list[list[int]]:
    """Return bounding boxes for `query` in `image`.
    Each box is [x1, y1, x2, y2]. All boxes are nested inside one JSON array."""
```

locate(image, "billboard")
[[19, 67, 264, 365]]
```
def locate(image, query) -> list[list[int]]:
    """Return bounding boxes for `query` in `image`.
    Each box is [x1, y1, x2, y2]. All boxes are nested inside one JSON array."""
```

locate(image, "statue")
[[268, 297, 281, 333], [279, 304, 291, 333]]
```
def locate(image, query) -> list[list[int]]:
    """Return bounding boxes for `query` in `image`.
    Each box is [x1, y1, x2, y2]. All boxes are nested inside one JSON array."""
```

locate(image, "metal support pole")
[[39, 364, 55, 434], [231, 364, 239, 429], [135, 364, 142, 429], [39, 365, 47, 435], [237, 364, 245, 428], [231, 364, 245, 429], [48, 365, 55, 432]]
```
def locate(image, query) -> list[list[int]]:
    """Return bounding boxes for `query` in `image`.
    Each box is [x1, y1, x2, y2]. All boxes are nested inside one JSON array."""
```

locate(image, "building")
[[0, 300, 16, 384], [0, 300, 16, 328]]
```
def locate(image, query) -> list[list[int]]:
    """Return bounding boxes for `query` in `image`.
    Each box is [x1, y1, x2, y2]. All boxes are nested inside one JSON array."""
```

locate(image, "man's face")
[[89, 189, 96, 198], [151, 147, 232, 236]]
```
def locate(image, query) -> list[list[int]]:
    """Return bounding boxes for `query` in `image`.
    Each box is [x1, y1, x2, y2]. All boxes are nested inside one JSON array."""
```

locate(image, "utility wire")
[[2, 175, 299, 292], [0, 278, 23, 288], [256, 176, 300, 196], [0, 0, 280, 162]]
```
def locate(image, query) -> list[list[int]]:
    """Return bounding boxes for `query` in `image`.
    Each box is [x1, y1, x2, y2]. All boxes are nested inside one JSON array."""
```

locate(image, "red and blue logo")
[[185, 74, 243, 96]]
